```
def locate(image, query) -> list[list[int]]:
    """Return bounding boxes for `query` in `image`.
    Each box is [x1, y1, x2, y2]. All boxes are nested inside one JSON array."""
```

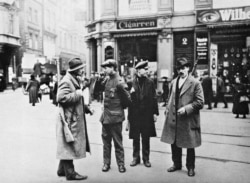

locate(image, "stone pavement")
[[0, 88, 250, 183]]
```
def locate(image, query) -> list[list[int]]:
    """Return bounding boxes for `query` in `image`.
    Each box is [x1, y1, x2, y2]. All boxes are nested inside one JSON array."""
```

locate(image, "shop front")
[[196, 6, 250, 96]]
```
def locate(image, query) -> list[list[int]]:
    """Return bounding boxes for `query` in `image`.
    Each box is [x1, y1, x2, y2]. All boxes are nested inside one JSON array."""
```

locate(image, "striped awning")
[[113, 31, 158, 38]]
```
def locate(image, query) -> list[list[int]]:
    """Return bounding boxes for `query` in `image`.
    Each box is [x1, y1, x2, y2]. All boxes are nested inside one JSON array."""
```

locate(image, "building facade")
[[85, 0, 250, 95], [0, 0, 20, 91]]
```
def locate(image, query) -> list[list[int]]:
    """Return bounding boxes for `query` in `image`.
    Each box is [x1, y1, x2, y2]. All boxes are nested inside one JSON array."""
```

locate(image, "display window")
[[117, 36, 157, 77], [211, 31, 250, 95]]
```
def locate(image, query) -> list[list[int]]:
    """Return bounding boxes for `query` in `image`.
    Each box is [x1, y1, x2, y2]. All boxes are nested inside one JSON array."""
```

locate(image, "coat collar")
[[65, 72, 81, 89], [173, 75, 193, 97]]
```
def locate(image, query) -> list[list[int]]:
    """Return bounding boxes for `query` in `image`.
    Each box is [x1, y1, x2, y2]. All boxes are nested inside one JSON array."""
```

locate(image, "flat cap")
[[176, 57, 191, 69], [135, 61, 148, 70], [101, 59, 117, 68]]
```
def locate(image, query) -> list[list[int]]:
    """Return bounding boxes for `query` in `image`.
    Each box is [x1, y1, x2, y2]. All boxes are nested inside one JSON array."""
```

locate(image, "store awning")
[[113, 31, 158, 38]]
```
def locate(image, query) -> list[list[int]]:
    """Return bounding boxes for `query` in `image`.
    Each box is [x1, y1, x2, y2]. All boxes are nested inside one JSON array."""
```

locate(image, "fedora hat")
[[101, 59, 117, 68], [68, 58, 85, 72], [176, 57, 191, 69]]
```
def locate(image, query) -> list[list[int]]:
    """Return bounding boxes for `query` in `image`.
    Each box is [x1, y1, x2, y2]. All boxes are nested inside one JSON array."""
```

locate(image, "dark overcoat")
[[232, 83, 249, 115], [201, 76, 213, 104], [56, 72, 91, 159], [128, 77, 159, 139], [26, 79, 40, 104], [161, 75, 204, 148]]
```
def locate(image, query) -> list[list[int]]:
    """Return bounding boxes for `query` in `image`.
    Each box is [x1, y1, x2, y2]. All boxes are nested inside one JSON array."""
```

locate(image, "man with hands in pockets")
[[127, 61, 159, 168]]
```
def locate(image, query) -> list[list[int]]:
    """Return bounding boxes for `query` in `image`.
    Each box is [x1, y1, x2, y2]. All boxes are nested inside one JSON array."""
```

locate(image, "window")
[[29, 33, 33, 48], [34, 10, 38, 24], [174, 0, 194, 12], [34, 35, 39, 49], [28, 7, 32, 22]]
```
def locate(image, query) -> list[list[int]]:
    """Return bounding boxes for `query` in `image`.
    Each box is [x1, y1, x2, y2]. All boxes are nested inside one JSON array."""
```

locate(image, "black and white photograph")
[[0, 0, 250, 182]]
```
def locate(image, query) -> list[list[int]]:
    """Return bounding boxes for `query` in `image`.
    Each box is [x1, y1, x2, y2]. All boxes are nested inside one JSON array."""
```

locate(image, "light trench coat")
[[56, 72, 91, 159], [161, 75, 204, 148]]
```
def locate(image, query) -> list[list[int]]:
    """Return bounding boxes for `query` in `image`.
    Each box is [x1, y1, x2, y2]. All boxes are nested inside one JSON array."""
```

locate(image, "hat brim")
[[176, 63, 191, 69], [68, 64, 86, 72]]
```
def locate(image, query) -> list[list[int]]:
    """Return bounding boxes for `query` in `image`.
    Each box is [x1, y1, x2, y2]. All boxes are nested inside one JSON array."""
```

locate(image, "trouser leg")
[[142, 136, 150, 162], [186, 148, 195, 169], [110, 123, 125, 166], [171, 143, 182, 167], [102, 125, 112, 165], [60, 160, 75, 179], [57, 160, 65, 175], [132, 137, 140, 161], [222, 94, 228, 107]]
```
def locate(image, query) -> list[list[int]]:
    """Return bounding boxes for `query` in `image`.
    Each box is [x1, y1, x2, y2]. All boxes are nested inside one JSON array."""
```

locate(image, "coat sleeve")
[[57, 80, 82, 105], [185, 81, 204, 115], [151, 81, 159, 115], [117, 81, 132, 108]]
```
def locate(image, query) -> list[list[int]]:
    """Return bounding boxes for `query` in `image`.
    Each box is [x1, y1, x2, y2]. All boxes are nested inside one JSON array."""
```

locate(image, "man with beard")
[[128, 61, 159, 168], [56, 58, 92, 181], [161, 57, 204, 177]]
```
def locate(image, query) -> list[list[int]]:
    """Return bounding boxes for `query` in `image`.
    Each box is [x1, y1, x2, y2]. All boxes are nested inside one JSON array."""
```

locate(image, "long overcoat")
[[201, 76, 213, 104], [161, 75, 204, 148], [128, 77, 159, 139], [26, 79, 40, 104], [56, 72, 91, 159]]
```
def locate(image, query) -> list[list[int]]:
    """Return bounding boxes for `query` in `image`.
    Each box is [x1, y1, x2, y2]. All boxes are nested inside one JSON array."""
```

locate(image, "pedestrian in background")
[[214, 73, 228, 108], [26, 74, 40, 106], [100, 59, 131, 173], [161, 76, 169, 107], [161, 57, 204, 177], [56, 58, 92, 181], [33, 59, 42, 78], [128, 61, 159, 168], [201, 71, 213, 110], [232, 76, 249, 118]]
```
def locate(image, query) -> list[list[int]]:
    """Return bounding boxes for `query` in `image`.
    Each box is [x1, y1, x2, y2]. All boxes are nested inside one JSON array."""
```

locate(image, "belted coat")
[[161, 75, 204, 148], [56, 72, 91, 159]]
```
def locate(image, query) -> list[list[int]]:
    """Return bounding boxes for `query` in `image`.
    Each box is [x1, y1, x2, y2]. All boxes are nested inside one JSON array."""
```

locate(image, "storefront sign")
[[174, 32, 194, 68], [196, 32, 208, 64], [197, 6, 250, 24], [117, 19, 157, 29]]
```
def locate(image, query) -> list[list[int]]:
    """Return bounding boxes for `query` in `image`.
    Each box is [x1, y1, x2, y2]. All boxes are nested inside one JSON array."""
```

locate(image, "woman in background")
[[232, 76, 249, 118], [26, 74, 40, 106]]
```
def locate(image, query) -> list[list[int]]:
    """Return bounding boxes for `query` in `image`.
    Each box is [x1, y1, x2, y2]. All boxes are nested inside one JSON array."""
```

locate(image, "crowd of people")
[[23, 57, 249, 181]]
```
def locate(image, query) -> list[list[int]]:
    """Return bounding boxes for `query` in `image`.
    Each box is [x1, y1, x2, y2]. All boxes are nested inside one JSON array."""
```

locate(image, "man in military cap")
[[161, 57, 204, 177], [100, 59, 131, 173], [128, 61, 159, 168]]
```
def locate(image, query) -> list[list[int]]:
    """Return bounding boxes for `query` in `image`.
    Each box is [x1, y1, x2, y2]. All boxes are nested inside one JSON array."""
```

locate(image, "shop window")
[[105, 46, 114, 60]]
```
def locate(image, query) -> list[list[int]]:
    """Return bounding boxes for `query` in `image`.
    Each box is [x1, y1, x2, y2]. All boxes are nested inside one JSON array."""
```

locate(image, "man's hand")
[[153, 114, 157, 122], [130, 87, 135, 93], [177, 107, 186, 116]]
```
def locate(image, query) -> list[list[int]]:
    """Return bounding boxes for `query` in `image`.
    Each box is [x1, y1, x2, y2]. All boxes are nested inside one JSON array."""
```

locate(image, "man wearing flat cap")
[[100, 59, 131, 173], [128, 61, 159, 168], [161, 57, 204, 177], [56, 58, 92, 181]]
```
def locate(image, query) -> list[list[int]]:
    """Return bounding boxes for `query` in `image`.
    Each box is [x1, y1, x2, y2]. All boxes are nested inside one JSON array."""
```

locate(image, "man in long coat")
[[128, 61, 159, 168], [161, 57, 204, 177], [201, 71, 213, 109], [56, 58, 92, 181]]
